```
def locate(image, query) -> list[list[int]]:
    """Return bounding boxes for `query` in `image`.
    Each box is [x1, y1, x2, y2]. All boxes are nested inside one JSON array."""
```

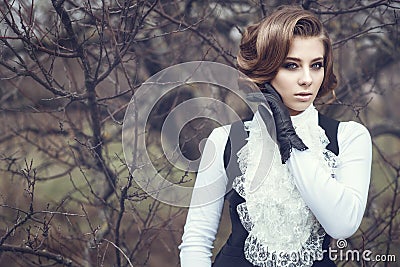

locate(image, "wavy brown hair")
[[237, 5, 337, 97]]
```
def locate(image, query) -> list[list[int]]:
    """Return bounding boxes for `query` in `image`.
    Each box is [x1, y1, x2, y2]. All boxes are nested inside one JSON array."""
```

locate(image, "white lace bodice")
[[232, 105, 338, 266]]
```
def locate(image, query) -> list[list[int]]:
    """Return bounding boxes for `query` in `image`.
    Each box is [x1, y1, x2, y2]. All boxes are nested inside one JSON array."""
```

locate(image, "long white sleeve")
[[179, 125, 230, 267], [287, 121, 372, 239]]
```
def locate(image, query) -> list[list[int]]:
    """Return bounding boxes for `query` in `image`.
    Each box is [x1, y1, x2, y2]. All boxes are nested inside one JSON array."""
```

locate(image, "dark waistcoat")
[[212, 113, 339, 267]]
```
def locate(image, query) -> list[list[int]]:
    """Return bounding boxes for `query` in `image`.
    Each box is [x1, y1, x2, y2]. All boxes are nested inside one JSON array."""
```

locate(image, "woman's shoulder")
[[338, 120, 370, 137], [207, 124, 231, 142], [337, 120, 372, 148]]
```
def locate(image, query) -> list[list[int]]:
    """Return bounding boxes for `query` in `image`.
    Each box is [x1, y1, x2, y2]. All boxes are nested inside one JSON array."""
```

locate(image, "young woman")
[[179, 5, 372, 267]]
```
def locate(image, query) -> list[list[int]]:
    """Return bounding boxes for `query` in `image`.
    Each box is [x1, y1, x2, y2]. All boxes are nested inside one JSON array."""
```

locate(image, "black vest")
[[212, 113, 339, 267]]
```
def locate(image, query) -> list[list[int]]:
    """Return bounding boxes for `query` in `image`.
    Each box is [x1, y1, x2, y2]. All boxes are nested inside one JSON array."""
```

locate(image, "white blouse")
[[179, 107, 372, 267]]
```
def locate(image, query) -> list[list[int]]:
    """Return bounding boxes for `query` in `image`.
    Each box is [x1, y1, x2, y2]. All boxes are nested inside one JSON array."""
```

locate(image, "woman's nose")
[[298, 69, 312, 86]]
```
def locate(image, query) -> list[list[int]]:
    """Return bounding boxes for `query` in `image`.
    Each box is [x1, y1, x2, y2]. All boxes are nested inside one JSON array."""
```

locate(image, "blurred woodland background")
[[0, 0, 399, 266]]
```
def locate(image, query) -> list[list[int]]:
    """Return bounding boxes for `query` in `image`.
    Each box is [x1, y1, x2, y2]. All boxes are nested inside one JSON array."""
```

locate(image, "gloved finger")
[[258, 105, 277, 139], [257, 104, 273, 122], [246, 92, 267, 103], [289, 135, 308, 151]]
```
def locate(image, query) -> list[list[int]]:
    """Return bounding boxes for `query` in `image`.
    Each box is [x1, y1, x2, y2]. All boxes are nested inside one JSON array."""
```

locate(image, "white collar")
[[291, 104, 318, 127]]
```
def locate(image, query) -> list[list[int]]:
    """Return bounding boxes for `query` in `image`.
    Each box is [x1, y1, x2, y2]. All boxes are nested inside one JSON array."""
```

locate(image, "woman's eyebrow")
[[285, 56, 324, 62], [311, 57, 324, 62]]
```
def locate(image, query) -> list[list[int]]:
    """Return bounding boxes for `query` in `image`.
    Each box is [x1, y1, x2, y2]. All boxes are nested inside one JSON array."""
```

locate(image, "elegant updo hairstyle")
[[237, 5, 337, 98]]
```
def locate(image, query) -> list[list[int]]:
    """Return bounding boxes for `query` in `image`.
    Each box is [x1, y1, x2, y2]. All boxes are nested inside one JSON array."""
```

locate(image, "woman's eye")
[[311, 62, 324, 69], [283, 62, 298, 69]]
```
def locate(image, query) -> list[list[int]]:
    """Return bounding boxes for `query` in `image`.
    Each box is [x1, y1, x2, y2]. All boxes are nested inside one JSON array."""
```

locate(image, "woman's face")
[[271, 37, 325, 116]]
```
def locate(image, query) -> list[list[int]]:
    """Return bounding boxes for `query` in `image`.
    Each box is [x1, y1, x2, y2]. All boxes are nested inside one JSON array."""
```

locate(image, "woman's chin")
[[288, 103, 312, 116]]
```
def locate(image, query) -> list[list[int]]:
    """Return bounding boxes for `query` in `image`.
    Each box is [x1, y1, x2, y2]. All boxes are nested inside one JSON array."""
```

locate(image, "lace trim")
[[243, 223, 326, 267], [232, 107, 339, 267]]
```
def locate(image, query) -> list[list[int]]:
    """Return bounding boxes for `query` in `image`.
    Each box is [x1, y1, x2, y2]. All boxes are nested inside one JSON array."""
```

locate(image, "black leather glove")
[[247, 83, 308, 163]]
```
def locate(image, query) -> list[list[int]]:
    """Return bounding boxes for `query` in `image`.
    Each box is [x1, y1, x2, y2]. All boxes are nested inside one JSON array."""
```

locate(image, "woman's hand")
[[247, 83, 308, 163]]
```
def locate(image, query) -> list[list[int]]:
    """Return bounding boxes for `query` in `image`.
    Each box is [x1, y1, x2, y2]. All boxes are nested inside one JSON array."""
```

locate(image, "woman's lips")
[[294, 92, 313, 102]]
